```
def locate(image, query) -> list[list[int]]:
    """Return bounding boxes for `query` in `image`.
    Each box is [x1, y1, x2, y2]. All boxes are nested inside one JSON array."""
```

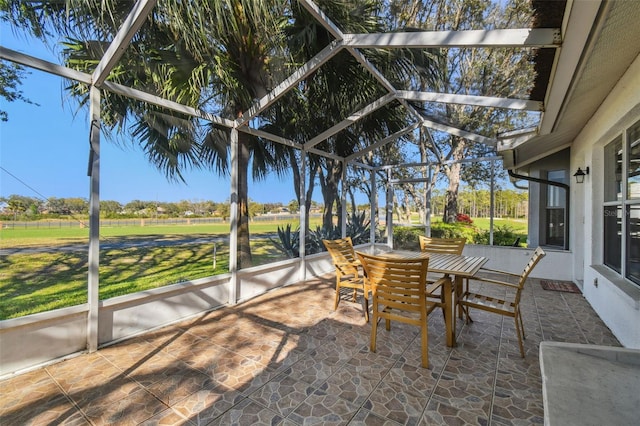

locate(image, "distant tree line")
[[431, 188, 528, 219], [0, 194, 323, 221]]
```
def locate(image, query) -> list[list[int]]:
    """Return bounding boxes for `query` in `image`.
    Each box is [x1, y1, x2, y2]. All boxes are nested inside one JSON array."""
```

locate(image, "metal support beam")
[[370, 167, 377, 245], [425, 166, 432, 237], [305, 94, 396, 150], [0, 46, 237, 129], [102, 81, 235, 128], [0, 46, 92, 84], [297, 0, 345, 40], [343, 28, 562, 48], [490, 166, 495, 245], [229, 128, 239, 304], [382, 156, 502, 172], [421, 120, 497, 146], [238, 126, 347, 162], [347, 122, 421, 162], [87, 86, 101, 352], [237, 40, 344, 126], [347, 47, 398, 94], [299, 151, 307, 281], [92, 0, 157, 87], [399, 90, 543, 111], [386, 169, 393, 248], [341, 161, 347, 237]]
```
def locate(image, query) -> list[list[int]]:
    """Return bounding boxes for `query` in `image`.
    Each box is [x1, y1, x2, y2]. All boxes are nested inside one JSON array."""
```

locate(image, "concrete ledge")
[[539, 341, 640, 426]]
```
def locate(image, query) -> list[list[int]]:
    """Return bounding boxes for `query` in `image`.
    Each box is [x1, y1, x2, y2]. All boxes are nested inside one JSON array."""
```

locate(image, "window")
[[546, 170, 567, 247], [604, 119, 640, 285]]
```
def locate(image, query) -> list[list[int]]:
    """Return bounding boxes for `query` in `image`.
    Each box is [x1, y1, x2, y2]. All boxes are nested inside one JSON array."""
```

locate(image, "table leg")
[[444, 275, 456, 347], [456, 276, 464, 319]]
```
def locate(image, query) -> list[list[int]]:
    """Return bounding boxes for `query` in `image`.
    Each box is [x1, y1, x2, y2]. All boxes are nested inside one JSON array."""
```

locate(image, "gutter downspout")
[[508, 169, 570, 251]]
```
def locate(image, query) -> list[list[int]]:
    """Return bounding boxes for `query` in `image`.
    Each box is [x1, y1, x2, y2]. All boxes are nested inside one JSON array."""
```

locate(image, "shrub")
[[456, 213, 473, 224], [473, 224, 525, 246], [430, 221, 477, 242], [272, 210, 374, 258], [392, 226, 423, 250]]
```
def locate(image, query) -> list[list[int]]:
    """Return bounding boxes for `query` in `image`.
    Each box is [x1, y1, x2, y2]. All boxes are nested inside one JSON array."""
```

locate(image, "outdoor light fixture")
[[573, 166, 589, 183]]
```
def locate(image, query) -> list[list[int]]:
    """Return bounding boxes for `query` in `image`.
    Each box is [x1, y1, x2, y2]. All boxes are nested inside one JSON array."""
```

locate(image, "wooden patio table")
[[360, 249, 488, 347]]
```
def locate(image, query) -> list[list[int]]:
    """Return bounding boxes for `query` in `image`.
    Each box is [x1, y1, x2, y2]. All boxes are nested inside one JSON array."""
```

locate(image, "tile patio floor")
[[1, 273, 621, 425]]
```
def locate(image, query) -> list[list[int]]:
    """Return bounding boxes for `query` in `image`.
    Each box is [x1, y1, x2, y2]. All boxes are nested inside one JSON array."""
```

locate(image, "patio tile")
[[138, 407, 194, 425], [281, 353, 345, 388], [0, 395, 90, 426], [170, 384, 245, 425], [80, 387, 168, 425], [0, 275, 623, 425], [419, 399, 489, 426], [319, 363, 384, 406], [349, 408, 404, 425], [0, 368, 89, 425], [248, 372, 316, 416], [46, 353, 142, 401], [288, 391, 361, 425], [431, 371, 493, 418], [364, 378, 431, 425], [144, 365, 214, 405], [0, 369, 63, 413], [491, 386, 544, 425], [206, 398, 283, 426]]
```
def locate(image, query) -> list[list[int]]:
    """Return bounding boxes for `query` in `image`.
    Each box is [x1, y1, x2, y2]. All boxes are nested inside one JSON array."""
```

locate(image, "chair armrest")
[[477, 267, 521, 278], [335, 262, 360, 276], [472, 276, 520, 289], [429, 276, 451, 292]]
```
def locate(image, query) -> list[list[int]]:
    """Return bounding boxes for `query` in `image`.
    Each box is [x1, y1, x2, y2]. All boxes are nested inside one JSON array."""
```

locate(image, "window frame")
[[545, 169, 567, 248], [604, 119, 640, 286]]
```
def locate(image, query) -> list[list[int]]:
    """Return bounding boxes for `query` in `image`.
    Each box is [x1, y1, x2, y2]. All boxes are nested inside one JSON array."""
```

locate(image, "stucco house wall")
[[570, 52, 640, 348]]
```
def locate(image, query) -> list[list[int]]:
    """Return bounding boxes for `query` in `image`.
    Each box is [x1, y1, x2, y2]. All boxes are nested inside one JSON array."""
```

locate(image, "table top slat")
[[363, 249, 487, 277]]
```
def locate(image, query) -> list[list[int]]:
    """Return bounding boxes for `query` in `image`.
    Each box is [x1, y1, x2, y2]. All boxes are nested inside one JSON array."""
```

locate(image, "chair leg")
[[420, 320, 429, 368], [517, 310, 526, 340], [370, 312, 378, 353], [457, 279, 465, 320], [460, 303, 473, 324], [514, 312, 525, 358], [361, 292, 369, 322], [352, 288, 358, 302], [334, 284, 341, 310]]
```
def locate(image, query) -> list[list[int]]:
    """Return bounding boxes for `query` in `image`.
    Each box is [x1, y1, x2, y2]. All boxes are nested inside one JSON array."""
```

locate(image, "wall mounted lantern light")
[[573, 166, 589, 184]]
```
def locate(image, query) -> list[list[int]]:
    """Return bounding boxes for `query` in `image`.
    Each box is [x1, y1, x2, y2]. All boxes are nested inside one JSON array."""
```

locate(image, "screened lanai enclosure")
[[0, 0, 576, 376]]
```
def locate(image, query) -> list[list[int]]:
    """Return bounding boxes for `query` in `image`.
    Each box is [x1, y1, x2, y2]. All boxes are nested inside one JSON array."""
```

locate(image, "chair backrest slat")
[[323, 237, 359, 275], [419, 236, 466, 255], [518, 247, 546, 288], [357, 252, 429, 312], [513, 247, 546, 305]]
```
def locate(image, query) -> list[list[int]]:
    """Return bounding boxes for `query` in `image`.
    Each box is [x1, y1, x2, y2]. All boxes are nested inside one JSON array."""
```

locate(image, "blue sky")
[[0, 27, 299, 205]]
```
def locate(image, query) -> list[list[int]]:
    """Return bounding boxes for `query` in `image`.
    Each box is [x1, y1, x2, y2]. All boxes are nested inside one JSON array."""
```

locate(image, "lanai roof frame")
[[1, 0, 562, 164]]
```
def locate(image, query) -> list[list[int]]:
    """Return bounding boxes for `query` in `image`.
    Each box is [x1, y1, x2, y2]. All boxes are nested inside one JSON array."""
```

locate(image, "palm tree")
[[262, 0, 441, 232], [2, 0, 294, 268]]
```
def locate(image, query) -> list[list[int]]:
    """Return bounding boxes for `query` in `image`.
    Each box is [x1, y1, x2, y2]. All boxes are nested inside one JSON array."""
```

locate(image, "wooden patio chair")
[[356, 251, 451, 368], [458, 247, 546, 357], [418, 236, 466, 315], [323, 237, 369, 321]]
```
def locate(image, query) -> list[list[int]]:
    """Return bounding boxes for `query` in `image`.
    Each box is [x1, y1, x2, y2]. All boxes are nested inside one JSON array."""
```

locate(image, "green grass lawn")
[[0, 218, 302, 319], [0, 238, 288, 319], [0, 216, 527, 320], [471, 217, 528, 233], [0, 219, 318, 248]]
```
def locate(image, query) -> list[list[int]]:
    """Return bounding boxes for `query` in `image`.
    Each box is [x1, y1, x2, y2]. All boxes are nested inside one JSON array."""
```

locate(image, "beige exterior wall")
[[571, 52, 640, 348]]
